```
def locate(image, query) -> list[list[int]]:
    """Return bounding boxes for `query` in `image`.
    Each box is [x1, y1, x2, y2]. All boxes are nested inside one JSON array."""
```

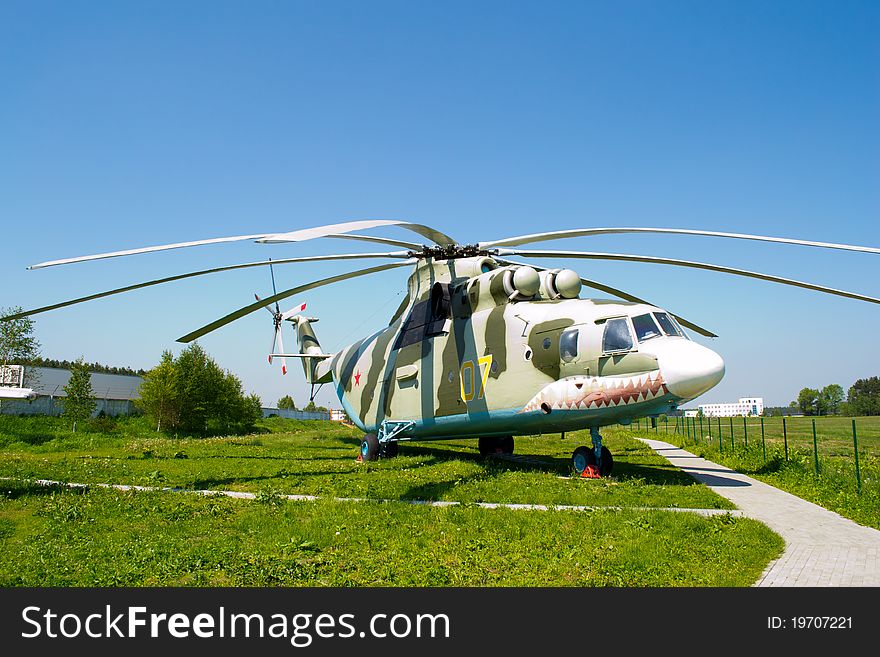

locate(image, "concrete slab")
[[639, 438, 880, 586]]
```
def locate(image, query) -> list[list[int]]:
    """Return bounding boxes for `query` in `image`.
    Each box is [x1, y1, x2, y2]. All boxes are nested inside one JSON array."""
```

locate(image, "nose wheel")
[[359, 433, 380, 461], [359, 434, 401, 461], [571, 428, 614, 477]]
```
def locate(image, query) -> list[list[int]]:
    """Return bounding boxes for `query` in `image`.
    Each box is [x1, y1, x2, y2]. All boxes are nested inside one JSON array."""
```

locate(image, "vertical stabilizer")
[[294, 316, 324, 383]]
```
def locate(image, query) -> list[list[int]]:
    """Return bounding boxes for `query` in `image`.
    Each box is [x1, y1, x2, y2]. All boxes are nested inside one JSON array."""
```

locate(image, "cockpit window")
[[653, 312, 683, 337], [560, 328, 579, 362], [632, 313, 662, 342], [602, 318, 633, 353]]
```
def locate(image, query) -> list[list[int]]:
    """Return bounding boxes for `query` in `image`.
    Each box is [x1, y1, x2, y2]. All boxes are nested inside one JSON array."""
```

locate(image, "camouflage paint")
[[303, 257, 705, 440]]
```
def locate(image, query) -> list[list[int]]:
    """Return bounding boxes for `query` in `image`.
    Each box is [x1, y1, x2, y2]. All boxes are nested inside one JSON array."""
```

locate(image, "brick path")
[[640, 438, 880, 586]]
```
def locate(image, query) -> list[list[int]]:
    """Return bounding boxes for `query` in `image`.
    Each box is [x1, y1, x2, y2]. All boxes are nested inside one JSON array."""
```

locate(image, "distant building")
[[0, 367, 142, 416], [699, 397, 764, 417]]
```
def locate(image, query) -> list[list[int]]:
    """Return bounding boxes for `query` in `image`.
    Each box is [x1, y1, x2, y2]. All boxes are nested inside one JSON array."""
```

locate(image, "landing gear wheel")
[[571, 446, 596, 475], [598, 446, 614, 477], [360, 433, 380, 461], [572, 446, 613, 476], [379, 441, 399, 458], [478, 437, 496, 456], [499, 436, 514, 454]]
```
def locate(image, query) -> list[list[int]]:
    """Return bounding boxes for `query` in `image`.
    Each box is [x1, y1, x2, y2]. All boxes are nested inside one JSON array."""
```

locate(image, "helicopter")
[[6, 219, 880, 476]]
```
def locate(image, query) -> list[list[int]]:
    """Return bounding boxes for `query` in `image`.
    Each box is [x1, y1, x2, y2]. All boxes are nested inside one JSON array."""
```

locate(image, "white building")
[[0, 366, 143, 415], [699, 397, 764, 417]]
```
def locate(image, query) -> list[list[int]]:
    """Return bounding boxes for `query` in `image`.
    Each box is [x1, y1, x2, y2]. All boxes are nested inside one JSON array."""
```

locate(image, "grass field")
[[0, 415, 735, 509], [0, 415, 783, 586], [640, 415, 880, 531]]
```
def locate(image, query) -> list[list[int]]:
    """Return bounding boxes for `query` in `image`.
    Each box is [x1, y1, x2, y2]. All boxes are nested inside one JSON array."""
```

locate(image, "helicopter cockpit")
[[593, 309, 723, 402], [555, 305, 714, 392]]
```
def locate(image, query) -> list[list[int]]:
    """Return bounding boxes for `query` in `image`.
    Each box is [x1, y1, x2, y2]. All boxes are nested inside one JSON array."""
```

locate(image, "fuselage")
[[317, 256, 724, 440]]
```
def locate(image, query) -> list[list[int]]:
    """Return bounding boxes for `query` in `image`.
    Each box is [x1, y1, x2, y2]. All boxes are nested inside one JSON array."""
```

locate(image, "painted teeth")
[[520, 370, 668, 413]]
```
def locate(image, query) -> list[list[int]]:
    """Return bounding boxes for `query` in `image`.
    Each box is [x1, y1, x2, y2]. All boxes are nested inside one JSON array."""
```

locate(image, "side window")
[[602, 318, 633, 353], [560, 328, 579, 363]]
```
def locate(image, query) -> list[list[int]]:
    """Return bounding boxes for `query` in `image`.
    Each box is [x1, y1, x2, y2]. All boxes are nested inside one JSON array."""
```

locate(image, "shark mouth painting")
[[520, 371, 670, 413]]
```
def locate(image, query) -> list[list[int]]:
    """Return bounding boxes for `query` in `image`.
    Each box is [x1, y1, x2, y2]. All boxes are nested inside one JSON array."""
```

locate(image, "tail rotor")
[[256, 259, 306, 376]]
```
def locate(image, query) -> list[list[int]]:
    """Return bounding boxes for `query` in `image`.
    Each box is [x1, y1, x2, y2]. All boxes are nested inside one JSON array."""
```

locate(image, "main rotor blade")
[[177, 260, 417, 343], [258, 219, 457, 247], [325, 233, 422, 250], [3, 252, 411, 321], [28, 233, 274, 270], [483, 227, 880, 255], [496, 257, 717, 337], [503, 249, 880, 305], [27, 219, 448, 270]]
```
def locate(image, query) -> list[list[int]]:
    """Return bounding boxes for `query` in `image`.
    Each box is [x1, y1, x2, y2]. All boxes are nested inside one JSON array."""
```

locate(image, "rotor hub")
[[409, 244, 492, 260]]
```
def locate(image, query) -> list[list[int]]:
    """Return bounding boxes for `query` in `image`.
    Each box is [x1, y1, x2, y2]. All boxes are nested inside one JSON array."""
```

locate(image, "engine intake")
[[540, 269, 582, 299]]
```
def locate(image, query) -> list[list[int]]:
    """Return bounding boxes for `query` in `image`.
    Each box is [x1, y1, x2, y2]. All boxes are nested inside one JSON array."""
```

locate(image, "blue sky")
[[1, 0, 878, 409]]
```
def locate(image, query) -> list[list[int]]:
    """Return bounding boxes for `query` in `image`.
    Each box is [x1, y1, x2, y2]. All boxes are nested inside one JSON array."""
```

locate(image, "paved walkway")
[[640, 438, 880, 586]]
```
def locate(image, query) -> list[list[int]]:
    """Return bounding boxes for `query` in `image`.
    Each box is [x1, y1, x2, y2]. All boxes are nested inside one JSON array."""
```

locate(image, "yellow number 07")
[[460, 355, 493, 402]]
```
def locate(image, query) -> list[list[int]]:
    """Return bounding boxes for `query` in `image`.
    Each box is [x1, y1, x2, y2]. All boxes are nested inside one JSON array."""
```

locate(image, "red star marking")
[[354, 370, 361, 386]]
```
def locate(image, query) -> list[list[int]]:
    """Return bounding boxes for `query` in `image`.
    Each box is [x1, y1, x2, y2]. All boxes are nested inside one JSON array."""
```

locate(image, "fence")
[[631, 414, 875, 494], [262, 407, 332, 421], [0, 396, 136, 417]]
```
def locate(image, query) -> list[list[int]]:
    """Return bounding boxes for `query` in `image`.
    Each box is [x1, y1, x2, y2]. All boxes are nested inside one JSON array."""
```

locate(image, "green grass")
[[650, 415, 880, 530], [0, 414, 786, 586], [0, 415, 733, 510], [0, 480, 780, 587]]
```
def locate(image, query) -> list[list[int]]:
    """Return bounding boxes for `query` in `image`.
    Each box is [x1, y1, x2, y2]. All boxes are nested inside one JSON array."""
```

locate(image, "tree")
[[137, 344, 262, 435], [174, 343, 216, 433], [0, 306, 41, 388], [32, 356, 145, 376], [796, 388, 819, 416], [277, 394, 296, 410], [819, 384, 845, 416], [0, 307, 40, 367], [303, 400, 329, 414], [63, 357, 96, 432], [848, 377, 880, 416], [138, 350, 178, 431], [239, 393, 263, 428]]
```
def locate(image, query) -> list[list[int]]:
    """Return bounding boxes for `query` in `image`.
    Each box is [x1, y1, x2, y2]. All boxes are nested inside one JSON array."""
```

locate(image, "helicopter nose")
[[647, 339, 725, 401]]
